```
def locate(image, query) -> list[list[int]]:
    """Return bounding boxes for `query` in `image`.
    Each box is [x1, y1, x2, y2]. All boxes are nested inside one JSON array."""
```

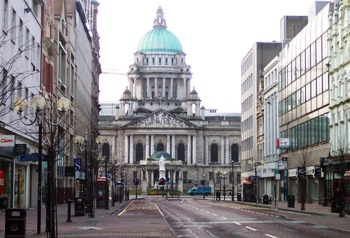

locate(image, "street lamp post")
[[102, 141, 110, 210], [231, 160, 234, 201], [14, 96, 45, 235], [15, 95, 71, 238]]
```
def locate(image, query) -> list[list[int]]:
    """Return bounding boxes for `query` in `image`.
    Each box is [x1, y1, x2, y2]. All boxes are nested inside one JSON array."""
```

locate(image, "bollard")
[[67, 199, 72, 222]]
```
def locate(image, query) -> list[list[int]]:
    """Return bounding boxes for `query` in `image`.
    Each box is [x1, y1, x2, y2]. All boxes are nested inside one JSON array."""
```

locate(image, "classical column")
[[146, 135, 149, 159], [183, 78, 186, 99], [226, 136, 229, 164], [205, 136, 209, 165], [193, 135, 196, 164], [162, 78, 166, 97], [221, 136, 225, 164], [172, 135, 176, 159], [124, 135, 129, 163], [187, 135, 191, 164], [130, 135, 134, 164], [167, 135, 171, 154], [147, 77, 150, 98], [170, 78, 173, 99], [132, 78, 136, 97], [151, 135, 154, 155], [155, 77, 158, 98]]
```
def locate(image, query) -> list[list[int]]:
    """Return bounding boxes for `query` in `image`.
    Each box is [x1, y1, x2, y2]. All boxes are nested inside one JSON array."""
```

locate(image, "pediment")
[[124, 109, 196, 128]]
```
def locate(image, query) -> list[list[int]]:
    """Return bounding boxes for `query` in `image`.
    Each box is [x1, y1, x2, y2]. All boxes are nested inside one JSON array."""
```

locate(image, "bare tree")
[[0, 25, 40, 118], [295, 147, 312, 210]]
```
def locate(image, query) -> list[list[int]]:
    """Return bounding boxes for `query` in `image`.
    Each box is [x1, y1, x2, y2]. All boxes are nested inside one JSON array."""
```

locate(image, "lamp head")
[[14, 98, 28, 112], [57, 97, 71, 112], [31, 96, 46, 111]]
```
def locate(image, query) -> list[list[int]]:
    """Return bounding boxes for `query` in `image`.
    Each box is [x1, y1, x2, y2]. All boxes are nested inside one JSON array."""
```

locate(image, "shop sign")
[[15, 144, 27, 155], [0, 135, 15, 147]]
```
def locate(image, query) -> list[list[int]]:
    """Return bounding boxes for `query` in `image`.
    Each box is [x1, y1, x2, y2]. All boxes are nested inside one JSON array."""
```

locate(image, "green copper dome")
[[137, 7, 182, 54]]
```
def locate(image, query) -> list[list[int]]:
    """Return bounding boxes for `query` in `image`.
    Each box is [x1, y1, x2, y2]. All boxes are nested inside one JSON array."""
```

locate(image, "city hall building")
[[98, 7, 241, 195]]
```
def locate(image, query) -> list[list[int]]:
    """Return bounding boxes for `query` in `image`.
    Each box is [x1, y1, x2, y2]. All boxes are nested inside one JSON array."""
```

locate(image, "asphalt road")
[[154, 197, 350, 238]]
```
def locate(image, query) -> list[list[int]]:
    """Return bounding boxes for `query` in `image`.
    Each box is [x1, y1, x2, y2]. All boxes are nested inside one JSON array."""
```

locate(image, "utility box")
[[5, 209, 26, 238]]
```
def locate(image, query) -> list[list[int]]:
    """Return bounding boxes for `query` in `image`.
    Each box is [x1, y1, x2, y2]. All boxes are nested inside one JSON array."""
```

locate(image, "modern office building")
[[240, 42, 282, 189], [278, 1, 331, 204]]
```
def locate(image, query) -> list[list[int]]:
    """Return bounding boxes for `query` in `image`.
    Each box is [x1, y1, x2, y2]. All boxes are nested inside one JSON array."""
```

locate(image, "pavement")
[[1, 196, 350, 237]]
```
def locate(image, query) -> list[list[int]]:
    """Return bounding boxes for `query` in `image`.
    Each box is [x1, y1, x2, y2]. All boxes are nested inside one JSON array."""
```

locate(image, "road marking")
[[265, 234, 278, 238], [220, 216, 227, 219], [245, 226, 257, 231], [233, 221, 241, 225], [212, 213, 218, 216]]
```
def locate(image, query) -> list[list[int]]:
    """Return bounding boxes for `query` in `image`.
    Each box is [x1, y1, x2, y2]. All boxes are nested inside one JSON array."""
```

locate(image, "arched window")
[[157, 143, 164, 151], [231, 144, 239, 162], [177, 143, 185, 161], [211, 144, 218, 163], [136, 143, 143, 162]]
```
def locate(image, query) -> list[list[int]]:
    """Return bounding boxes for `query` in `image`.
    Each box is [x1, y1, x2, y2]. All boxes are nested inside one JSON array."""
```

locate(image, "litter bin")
[[262, 194, 269, 204], [5, 209, 26, 238], [288, 195, 295, 208], [237, 193, 242, 201], [75, 198, 85, 216]]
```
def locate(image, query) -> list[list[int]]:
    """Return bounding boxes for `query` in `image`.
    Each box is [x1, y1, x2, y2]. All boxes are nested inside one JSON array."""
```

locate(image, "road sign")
[[19, 154, 45, 162]]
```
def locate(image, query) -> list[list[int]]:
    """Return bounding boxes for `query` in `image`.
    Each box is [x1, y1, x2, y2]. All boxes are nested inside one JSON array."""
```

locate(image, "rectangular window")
[[290, 126, 297, 150], [291, 92, 296, 109], [308, 118, 319, 145], [10, 76, 15, 106], [323, 72, 329, 91], [311, 79, 316, 98], [305, 83, 311, 101], [17, 81, 22, 98], [3, 0, 9, 31], [18, 19, 23, 49], [25, 28, 29, 58], [300, 50, 306, 75], [295, 55, 301, 79], [70, 55, 75, 96], [319, 113, 329, 142], [58, 39, 66, 85], [317, 76, 323, 94], [316, 36, 322, 63], [306, 46, 311, 71], [11, 9, 17, 43], [300, 86, 306, 104], [280, 67, 286, 89], [287, 63, 292, 86], [291, 60, 295, 82], [310, 42, 316, 68]]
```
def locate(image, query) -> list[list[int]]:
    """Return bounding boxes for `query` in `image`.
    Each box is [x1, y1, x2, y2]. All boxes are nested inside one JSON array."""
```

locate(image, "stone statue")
[[159, 155, 165, 171]]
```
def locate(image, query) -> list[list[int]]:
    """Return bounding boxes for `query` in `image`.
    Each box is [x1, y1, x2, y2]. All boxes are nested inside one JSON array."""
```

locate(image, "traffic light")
[[281, 157, 288, 162], [159, 177, 165, 185]]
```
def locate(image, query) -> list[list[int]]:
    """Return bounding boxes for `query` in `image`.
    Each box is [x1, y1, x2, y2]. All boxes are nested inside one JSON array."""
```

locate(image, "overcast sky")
[[97, 0, 327, 113]]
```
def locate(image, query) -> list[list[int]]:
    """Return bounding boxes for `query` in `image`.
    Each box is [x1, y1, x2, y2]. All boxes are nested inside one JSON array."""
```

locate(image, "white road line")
[[265, 234, 278, 238], [245, 226, 257, 231], [233, 221, 241, 225], [212, 213, 218, 216], [220, 217, 227, 220]]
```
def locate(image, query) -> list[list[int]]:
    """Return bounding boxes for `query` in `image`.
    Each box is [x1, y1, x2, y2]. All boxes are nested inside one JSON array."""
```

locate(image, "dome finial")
[[153, 6, 167, 29]]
